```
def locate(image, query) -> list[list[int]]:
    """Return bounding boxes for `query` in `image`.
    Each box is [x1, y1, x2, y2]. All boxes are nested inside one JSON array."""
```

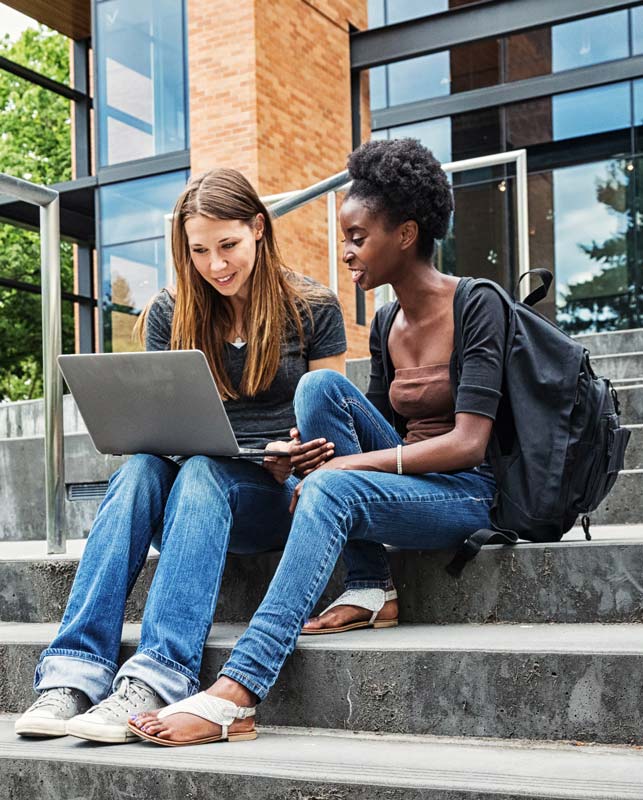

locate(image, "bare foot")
[[130, 677, 257, 743], [302, 598, 398, 633]]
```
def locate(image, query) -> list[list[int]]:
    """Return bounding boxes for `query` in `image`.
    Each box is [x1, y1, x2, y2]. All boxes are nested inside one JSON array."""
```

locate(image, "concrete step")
[[625, 424, 643, 469], [2, 721, 643, 800], [592, 470, 643, 525], [576, 327, 643, 356], [590, 352, 643, 381], [3, 526, 643, 626], [3, 622, 643, 744], [619, 384, 643, 424]]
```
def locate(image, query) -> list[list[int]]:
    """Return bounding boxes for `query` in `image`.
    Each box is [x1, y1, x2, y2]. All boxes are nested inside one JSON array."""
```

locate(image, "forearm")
[[345, 429, 484, 474]]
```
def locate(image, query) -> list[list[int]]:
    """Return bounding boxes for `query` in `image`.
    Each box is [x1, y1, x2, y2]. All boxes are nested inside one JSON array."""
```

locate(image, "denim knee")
[[297, 468, 349, 517], [112, 453, 177, 491], [294, 369, 352, 419]]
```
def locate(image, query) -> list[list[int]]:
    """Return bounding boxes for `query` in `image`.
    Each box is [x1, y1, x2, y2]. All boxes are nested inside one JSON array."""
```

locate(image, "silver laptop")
[[57, 350, 289, 458]]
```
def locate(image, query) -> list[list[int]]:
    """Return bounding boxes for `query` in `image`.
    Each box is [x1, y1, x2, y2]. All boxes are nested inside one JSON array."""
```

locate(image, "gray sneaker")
[[15, 687, 92, 738], [66, 677, 165, 743]]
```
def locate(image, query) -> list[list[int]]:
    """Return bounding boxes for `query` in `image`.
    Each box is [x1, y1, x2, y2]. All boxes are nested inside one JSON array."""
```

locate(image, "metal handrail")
[[0, 172, 64, 554]]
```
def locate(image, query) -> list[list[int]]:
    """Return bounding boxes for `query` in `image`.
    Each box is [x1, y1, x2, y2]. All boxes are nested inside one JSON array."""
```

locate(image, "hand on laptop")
[[262, 429, 335, 484]]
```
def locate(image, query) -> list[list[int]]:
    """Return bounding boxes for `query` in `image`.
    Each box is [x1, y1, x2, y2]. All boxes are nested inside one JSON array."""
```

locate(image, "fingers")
[[290, 439, 334, 468], [289, 481, 303, 514]]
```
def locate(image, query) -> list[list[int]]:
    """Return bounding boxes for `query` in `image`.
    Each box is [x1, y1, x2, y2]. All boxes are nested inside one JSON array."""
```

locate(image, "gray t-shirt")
[[145, 282, 346, 449]]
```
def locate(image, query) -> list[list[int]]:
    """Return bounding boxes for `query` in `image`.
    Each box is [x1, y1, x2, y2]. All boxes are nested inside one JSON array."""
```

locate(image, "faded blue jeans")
[[219, 369, 496, 700], [35, 454, 297, 705]]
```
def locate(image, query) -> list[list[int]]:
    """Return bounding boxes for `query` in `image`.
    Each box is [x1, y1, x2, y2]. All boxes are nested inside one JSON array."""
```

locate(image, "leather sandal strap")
[[157, 692, 256, 731]]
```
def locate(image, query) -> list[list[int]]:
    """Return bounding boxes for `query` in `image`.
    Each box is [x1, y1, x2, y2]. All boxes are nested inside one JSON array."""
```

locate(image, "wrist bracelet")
[[396, 444, 403, 475]]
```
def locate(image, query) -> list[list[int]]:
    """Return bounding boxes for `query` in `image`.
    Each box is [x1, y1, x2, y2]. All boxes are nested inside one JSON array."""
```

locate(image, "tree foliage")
[[0, 25, 74, 400]]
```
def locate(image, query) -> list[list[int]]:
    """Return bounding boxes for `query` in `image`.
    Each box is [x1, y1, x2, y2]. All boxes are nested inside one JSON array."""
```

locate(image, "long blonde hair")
[[135, 169, 324, 400]]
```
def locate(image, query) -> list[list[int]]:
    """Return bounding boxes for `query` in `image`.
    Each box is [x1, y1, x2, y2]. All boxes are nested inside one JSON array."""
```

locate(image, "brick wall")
[[187, 0, 372, 358]]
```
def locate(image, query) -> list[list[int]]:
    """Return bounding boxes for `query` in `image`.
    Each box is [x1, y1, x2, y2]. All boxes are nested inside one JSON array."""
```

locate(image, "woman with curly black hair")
[[129, 138, 505, 746]]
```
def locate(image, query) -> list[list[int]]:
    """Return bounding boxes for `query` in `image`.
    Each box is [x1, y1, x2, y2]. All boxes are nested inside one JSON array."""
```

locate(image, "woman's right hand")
[[288, 427, 335, 477]]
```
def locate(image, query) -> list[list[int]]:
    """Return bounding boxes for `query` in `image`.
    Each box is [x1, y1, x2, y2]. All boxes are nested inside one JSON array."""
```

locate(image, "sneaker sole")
[[15, 717, 68, 738], [66, 718, 138, 744]]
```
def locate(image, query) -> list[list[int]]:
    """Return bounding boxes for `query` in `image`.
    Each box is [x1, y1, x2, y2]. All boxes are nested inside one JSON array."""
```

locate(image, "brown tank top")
[[389, 363, 455, 444]]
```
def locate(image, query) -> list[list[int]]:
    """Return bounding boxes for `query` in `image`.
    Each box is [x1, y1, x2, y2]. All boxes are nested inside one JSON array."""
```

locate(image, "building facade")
[[1, 0, 642, 382]]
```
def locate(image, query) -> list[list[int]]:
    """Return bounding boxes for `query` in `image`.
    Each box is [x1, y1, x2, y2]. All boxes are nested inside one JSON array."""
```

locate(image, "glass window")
[[552, 11, 629, 72], [507, 82, 632, 148], [369, 66, 387, 110], [387, 51, 450, 106], [552, 82, 631, 141], [378, 117, 452, 164], [633, 6, 643, 55], [99, 170, 188, 351], [553, 158, 639, 334], [96, 0, 188, 166], [99, 171, 188, 247], [386, 0, 447, 24], [368, 0, 385, 27]]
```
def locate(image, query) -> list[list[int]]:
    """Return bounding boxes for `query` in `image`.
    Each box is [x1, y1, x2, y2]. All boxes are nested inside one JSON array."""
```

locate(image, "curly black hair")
[[346, 138, 453, 261]]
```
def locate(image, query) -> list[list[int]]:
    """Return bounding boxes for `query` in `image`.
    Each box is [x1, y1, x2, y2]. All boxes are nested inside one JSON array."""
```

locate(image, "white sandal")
[[127, 692, 257, 747], [301, 587, 398, 635]]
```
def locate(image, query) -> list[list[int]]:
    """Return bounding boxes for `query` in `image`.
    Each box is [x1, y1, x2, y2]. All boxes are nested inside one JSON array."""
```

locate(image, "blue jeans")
[[220, 370, 496, 700], [34, 454, 297, 705]]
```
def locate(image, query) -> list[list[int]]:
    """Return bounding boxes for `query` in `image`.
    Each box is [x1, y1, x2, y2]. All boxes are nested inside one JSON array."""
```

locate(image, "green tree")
[[0, 25, 74, 400]]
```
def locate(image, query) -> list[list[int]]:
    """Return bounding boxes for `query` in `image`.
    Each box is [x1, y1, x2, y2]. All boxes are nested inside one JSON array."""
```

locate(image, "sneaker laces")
[[90, 677, 154, 718], [31, 687, 77, 712]]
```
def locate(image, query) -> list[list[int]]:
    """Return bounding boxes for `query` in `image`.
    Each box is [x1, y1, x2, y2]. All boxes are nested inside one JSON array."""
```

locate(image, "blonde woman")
[[15, 169, 346, 744]]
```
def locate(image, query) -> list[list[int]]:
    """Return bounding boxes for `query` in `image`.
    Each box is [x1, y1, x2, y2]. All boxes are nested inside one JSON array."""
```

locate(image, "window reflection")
[[99, 171, 188, 247], [96, 0, 188, 166], [99, 171, 188, 351], [506, 82, 632, 148], [552, 159, 640, 333], [552, 11, 628, 72]]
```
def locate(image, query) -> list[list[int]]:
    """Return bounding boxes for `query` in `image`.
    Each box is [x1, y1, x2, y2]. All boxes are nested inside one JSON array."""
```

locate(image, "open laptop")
[[57, 350, 290, 458]]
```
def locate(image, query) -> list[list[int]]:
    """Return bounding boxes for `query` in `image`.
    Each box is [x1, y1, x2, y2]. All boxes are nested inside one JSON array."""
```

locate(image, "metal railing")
[[0, 173, 64, 554]]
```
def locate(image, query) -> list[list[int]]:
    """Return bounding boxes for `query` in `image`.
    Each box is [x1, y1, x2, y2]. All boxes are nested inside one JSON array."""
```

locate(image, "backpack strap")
[[446, 528, 520, 578], [514, 269, 553, 307], [451, 277, 520, 578]]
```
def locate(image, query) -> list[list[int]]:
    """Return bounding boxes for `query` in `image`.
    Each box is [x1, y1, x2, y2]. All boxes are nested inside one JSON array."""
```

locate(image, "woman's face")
[[185, 214, 264, 299], [338, 196, 407, 292]]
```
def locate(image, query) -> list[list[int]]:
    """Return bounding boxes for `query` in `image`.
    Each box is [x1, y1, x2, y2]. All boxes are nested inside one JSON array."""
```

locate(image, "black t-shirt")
[[145, 280, 347, 449]]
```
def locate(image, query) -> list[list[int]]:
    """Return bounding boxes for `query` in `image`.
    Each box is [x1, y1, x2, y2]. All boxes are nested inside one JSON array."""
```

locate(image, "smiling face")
[[339, 195, 415, 292], [184, 214, 264, 300]]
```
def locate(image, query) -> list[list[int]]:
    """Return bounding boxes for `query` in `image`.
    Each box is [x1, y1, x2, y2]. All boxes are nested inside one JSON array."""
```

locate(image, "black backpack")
[[447, 270, 631, 576]]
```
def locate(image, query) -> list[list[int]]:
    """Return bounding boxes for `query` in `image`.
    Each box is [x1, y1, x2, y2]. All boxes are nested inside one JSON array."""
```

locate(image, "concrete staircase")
[[1, 330, 643, 796]]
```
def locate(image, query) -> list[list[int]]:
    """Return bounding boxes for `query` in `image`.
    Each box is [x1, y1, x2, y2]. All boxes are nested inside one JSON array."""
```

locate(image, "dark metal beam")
[[0, 276, 95, 306], [371, 54, 643, 130], [72, 39, 92, 179], [351, 0, 642, 71], [0, 55, 90, 104], [96, 150, 191, 186]]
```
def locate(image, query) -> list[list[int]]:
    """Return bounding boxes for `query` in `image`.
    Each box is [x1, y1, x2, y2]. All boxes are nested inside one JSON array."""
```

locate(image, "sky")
[[0, 4, 37, 42]]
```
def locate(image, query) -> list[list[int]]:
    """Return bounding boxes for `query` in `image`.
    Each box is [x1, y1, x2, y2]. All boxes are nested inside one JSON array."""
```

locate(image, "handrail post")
[[327, 191, 338, 295], [0, 173, 64, 553], [41, 195, 65, 553]]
